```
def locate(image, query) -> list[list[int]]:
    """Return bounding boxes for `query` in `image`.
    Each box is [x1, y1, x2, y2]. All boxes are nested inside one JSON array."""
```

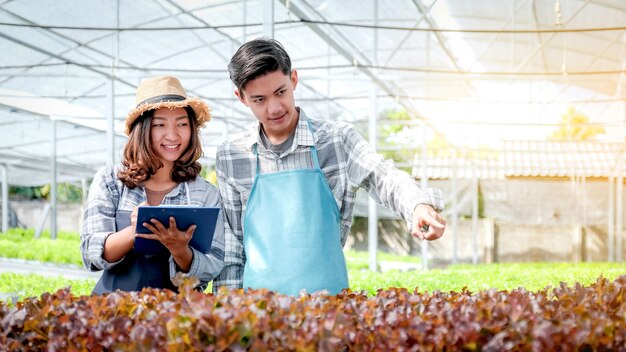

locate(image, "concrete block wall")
[[4, 200, 625, 263], [348, 217, 626, 264], [5, 200, 83, 233]]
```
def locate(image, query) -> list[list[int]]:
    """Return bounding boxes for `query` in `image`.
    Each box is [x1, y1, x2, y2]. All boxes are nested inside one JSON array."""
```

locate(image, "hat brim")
[[124, 96, 211, 135]]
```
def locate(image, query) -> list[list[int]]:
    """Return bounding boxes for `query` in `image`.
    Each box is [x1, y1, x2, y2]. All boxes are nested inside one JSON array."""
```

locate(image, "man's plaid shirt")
[[213, 108, 444, 292]]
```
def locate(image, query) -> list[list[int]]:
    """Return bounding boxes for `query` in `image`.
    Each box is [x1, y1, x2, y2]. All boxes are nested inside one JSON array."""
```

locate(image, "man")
[[213, 38, 446, 296]]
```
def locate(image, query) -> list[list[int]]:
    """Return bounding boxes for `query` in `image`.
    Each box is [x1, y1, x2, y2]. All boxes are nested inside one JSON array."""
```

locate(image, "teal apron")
[[242, 128, 349, 296]]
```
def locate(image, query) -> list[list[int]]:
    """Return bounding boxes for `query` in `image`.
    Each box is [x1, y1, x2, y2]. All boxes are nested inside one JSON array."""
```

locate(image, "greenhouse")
[[1, 1, 626, 349]]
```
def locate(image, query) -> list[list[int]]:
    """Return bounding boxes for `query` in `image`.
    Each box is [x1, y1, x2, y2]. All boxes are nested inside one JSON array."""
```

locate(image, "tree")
[[549, 106, 605, 141], [10, 183, 83, 203], [201, 165, 218, 187]]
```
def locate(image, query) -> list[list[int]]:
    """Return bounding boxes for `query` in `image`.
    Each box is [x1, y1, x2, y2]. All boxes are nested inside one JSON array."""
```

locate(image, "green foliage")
[[549, 106, 605, 141], [9, 186, 44, 200], [459, 185, 485, 219], [349, 261, 626, 295], [0, 228, 82, 266], [56, 183, 83, 202], [200, 164, 218, 187], [10, 183, 83, 203], [2, 229, 625, 297], [3, 261, 625, 303], [0, 273, 93, 301], [0, 229, 428, 271], [344, 249, 422, 271], [381, 109, 411, 135], [375, 109, 498, 177], [377, 109, 413, 172]]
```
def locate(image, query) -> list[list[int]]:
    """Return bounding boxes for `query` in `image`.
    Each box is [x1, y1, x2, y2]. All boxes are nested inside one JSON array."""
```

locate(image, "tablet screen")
[[134, 206, 220, 255]]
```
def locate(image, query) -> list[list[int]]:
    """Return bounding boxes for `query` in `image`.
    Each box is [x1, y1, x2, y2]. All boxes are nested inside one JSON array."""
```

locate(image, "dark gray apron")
[[91, 209, 176, 294]]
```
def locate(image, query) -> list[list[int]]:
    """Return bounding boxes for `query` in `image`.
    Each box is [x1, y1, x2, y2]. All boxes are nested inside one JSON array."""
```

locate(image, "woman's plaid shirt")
[[81, 165, 225, 289]]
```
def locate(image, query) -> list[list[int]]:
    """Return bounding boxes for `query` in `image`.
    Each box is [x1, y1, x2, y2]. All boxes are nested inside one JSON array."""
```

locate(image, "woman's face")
[[150, 107, 191, 165]]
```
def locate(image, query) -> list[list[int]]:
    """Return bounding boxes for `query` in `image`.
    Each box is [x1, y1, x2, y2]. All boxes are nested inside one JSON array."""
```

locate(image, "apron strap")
[[304, 118, 321, 170], [310, 146, 320, 169], [185, 182, 191, 205], [253, 143, 261, 175]]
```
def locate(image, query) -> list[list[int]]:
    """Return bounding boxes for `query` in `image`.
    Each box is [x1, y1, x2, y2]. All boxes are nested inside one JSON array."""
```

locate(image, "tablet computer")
[[134, 206, 220, 256]]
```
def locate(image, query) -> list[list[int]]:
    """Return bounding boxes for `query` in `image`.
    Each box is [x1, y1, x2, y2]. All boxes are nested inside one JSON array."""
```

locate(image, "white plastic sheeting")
[[0, 107, 125, 186], [1, 0, 626, 186]]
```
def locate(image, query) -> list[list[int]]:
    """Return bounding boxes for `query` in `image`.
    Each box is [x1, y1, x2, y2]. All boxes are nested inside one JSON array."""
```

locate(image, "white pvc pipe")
[[368, 84, 378, 272], [609, 175, 615, 262], [1, 164, 8, 233], [420, 123, 429, 270], [471, 166, 479, 264], [368, 0, 379, 272], [50, 118, 57, 239], [451, 151, 458, 264], [616, 168, 623, 262]]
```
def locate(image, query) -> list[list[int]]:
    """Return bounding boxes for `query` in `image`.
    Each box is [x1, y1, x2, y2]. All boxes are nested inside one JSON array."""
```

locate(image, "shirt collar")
[[244, 107, 315, 151], [139, 182, 184, 197]]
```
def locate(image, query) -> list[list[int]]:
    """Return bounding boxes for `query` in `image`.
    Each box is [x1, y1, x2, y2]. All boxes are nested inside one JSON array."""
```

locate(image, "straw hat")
[[124, 76, 210, 135]]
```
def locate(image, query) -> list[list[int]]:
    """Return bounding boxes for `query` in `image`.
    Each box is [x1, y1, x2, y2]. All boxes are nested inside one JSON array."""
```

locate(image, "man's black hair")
[[228, 38, 292, 94]]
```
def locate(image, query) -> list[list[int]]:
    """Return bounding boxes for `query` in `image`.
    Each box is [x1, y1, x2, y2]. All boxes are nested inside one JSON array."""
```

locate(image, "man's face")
[[236, 70, 299, 143]]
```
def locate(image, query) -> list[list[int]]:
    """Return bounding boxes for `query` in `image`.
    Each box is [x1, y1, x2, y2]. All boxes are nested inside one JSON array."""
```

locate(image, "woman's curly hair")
[[118, 106, 203, 188]]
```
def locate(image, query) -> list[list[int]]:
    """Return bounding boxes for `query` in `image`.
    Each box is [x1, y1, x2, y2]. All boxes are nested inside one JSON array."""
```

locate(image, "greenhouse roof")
[[1, 0, 626, 186]]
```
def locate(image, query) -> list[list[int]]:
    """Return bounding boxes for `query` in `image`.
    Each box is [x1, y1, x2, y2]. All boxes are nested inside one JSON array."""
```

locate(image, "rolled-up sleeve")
[[80, 167, 124, 271], [341, 124, 444, 226]]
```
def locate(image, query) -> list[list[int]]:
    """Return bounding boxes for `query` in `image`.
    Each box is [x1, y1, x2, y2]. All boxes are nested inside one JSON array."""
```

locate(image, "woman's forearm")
[[102, 226, 135, 263]]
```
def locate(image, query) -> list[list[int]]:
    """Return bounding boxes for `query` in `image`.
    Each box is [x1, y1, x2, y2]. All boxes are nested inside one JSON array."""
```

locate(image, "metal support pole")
[[81, 178, 88, 204], [50, 118, 57, 240], [242, 0, 248, 41], [367, 0, 379, 273], [326, 44, 331, 119], [263, 0, 274, 38], [1, 164, 8, 233], [471, 165, 479, 264], [451, 151, 458, 264], [420, 122, 429, 270], [79, 177, 88, 232], [367, 86, 378, 272], [106, 0, 119, 167], [106, 79, 115, 166], [609, 175, 615, 262], [616, 168, 623, 262]]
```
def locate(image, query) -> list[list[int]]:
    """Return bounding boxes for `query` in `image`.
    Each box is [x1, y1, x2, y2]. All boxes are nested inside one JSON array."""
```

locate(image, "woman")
[[80, 76, 224, 294]]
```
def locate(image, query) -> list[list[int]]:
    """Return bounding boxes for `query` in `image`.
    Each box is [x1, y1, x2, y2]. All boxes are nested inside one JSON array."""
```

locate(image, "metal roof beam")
[[410, 0, 477, 98], [0, 31, 136, 88], [514, 0, 592, 71], [383, 0, 438, 66], [411, 0, 464, 74], [161, 0, 346, 118], [0, 153, 97, 175], [0, 7, 250, 130], [465, 0, 534, 71], [531, 0, 550, 71], [532, 27, 626, 120], [280, 0, 418, 115], [0, 131, 106, 150], [279, 0, 472, 167]]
